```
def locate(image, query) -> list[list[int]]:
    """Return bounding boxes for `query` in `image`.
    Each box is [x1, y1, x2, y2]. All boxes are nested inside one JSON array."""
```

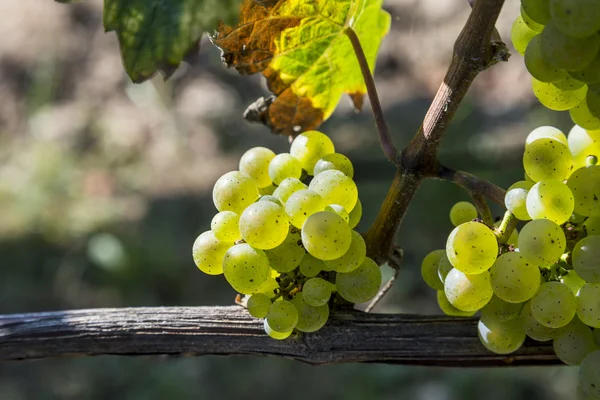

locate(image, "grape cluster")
[[192, 131, 380, 339], [510, 0, 600, 130], [423, 124, 600, 397]]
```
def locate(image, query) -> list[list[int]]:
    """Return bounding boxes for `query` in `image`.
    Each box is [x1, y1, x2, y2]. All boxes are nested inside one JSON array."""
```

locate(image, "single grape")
[[553, 318, 598, 365], [449, 201, 478, 226], [573, 236, 600, 283], [540, 21, 600, 71], [259, 195, 283, 206], [520, 5, 544, 32], [505, 181, 534, 221], [192, 231, 232, 275], [335, 257, 382, 304], [510, 15, 538, 55], [290, 130, 335, 175], [255, 268, 280, 296], [532, 76, 588, 112], [239, 201, 289, 250], [324, 204, 349, 224], [291, 293, 329, 333], [247, 293, 272, 318], [523, 137, 573, 182], [211, 211, 241, 242], [562, 270, 587, 295], [325, 230, 366, 273], [519, 300, 558, 341], [588, 85, 600, 119], [481, 295, 523, 322], [525, 35, 566, 83], [265, 230, 305, 273], [259, 184, 276, 196], [579, 350, 600, 398], [420, 249, 445, 291], [526, 179, 574, 225], [444, 268, 493, 312], [263, 319, 292, 340], [302, 278, 332, 307], [446, 221, 499, 275], [239, 147, 276, 188], [309, 170, 358, 213], [584, 217, 600, 235], [578, 283, 600, 328], [568, 125, 600, 167], [518, 219, 566, 267], [568, 166, 600, 217], [299, 253, 325, 278], [436, 290, 476, 317], [490, 252, 541, 303], [313, 153, 354, 178], [301, 211, 352, 260], [478, 316, 526, 355], [348, 199, 362, 229], [531, 281, 576, 328], [570, 52, 600, 85], [266, 300, 299, 333], [212, 171, 260, 214], [272, 178, 308, 205], [268, 153, 302, 185], [438, 253, 453, 283], [222, 244, 270, 294], [550, 0, 600, 38], [571, 99, 600, 131], [522, 0, 551, 24], [526, 126, 568, 146]]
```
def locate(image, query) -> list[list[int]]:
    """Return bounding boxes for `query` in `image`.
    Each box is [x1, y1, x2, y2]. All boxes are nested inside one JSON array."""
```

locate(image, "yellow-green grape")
[[291, 293, 329, 333], [518, 219, 566, 267], [578, 283, 600, 328], [511, 15, 539, 55], [420, 249, 445, 291], [540, 21, 600, 71], [268, 153, 302, 185], [285, 189, 325, 229], [325, 230, 366, 273], [550, 0, 600, 38], [348, 199, 362, 229], [313, 153, 354, 178], [444, 268, 493, 312], [259, 184, 276, 195], [438, 253, 453, 283], [272, 178, 307, 205], [302, 278, 332, 307], [266, 300, 298, 332], [553, 318, 598, 365], [531, 281, 576, 328], [584, 217, 600, 235], [579, 350, 600, 398], [521, 5, 544, 31], [525, 125, 568, 146], [223, 243, 270, 294], [299, 253, 325, 278], [436, 290, 476, 317], [265, 230, 305, 273], [478, 316, 526, 355], [520, 300, 558, 341], [247, 293, 272, 318], [446, 221, 499, 275], [449, 201, 478, 226], [324, 204, 349, 224], [301, 211, 352, 260], [568, 125, 600, 163], [255, 268, 280, 296], [523, 138, 573, 182], [239, 147, 276, 188], [505, 181, 534, 221], [335, 257, 382, 304], [192, 231, 232, 275], [571, 99, 600, 131], [263, 319, 292, 340], [588, 85, 600, 119], [239, 202, 289, 250], [290, 130, 335, 175], [571, 52, 600, 85], [506, 228, 519, 247], [481, 295, 523, 322], [532, 76, 587, 112], [259, 195, 282, 206], [490, 252, 541, 304], [568, 166, 600, 217], [526, 180, 574, 225], [562, 270, 587, 295], [211, 211, 241, 242], [212, 171, 260, 214], [522, 0, 551, 25], [525, 35, 566, 83], [309, 170, 358, 213], [573, 236, 600, 283]]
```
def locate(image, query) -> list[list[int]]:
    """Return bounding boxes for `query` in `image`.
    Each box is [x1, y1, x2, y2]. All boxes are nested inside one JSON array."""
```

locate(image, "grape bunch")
[[192, 130, 381, 340], [422, 124, 600, 397], [510, 0, 600, 130]]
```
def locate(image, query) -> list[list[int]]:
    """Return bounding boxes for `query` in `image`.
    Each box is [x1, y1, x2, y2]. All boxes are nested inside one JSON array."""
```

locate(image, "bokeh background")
[[0, 0, 580, 399]]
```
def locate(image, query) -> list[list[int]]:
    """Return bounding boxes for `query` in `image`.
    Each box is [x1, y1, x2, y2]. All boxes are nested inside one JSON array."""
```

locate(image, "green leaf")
[[213, 0, 391, 135]]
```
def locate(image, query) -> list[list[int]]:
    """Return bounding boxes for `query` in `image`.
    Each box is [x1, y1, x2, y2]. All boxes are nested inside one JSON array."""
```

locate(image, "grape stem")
[[495, 210, 517, 244], [469, 192, 494, 227], [437, 166, 506, 208]]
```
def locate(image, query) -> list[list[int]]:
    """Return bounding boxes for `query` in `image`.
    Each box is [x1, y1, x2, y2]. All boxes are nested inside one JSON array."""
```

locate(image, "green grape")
[[578, 283, 600, 328], [449, 201, 478, 226], [562, 270, 587, 295], [324, 204, 349, 224], [302, 278, 332, 307], [239, 146, 276, 188], [550, 0, 600, 38], [223, 243, 270, 294], [540, 21, 600, 71], [532, 76, 587, 112], [444, 268, 493, 312], [531, 281, 576, 328], [301, 211, 352, 260], [212, 171, 260, 214], [519, 300, 558, 341], [313, 153, 354, 178], [523, 137, 573, 182], [247, 293, 272, 318], [579, 350, 600, 398], [325, 230, 366, 273], [570, 52, 600, 85], [567, 166, 600, 216], [553, 318, 598, 365], [568, 125, 600, 170], [309, 170, 358, 213], [265, 230, 305, 273], [211, 211, 241, 242], [573, 236, 600, 283], [335, 257, 382, 304], [436, 290, 476, 317], [594, 328, 600, 347], [525, 35, 566, 83], [255, 268, 280, 296], [578, 385, 598, 400], [348, 198, 362, 229], [490, 252, 541, 303], [259, 195, 283, 206], [507, 228, 519, 247], [584, 217, 600, 235], [525, 125, 568, 146], [505, 180, 534, 221], [571, 100, 600, 131], [526, 179, 574, 225], [192, 231, 232, 275], [446, 221, 499, 275], [259, 184, 276, 195], [481, 295, 523, 322], [272, 178, 308, 205], [588, 85, 600, 121], [239, 201, 289, 250], [420, 249, 445, 291], [511, 15, 539, 55], [291, 293, 329, 332], [266, 300, 298, 332], [478, 316, 526, 355], [263, 319, 292, 340], [438, 253, 453, 283], [268, 153, 302, 185], [299, 253, 325, 277], [289, 130, 335, 175], [520, 5, 544, 32], [518, 218, 566, 267], [522, 0, 551, 24]]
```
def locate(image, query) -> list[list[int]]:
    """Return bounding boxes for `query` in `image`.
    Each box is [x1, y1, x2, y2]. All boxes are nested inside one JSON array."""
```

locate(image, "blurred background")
[[0, 0, 580, 399]]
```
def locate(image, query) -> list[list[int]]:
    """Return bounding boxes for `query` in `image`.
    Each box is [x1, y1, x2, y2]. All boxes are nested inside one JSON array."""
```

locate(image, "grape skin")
[[540, 21, 600, 71], [525, 179, 574, 225], [285, 189, 325, 229], [212, 171, 260, 214], [449, 201, 478, 227], [523, 137, 573, 181], [239, 147, 275, 188], [348, 199, 362, 229], [550, 0, 600, 38], [490, 252, 541, 304], [519, 300, 558, 341], [273, 178, 308, 205], [567, 166, 600, 217], [211, 211, 241, 242], [511, 15, 538, 55], [302, 278, 332, 307], [577, 283, 600, 328], [291, 294, 329, 333], [266, 300, 299, 333], [505, 181, 533, 221], [309, 170, 358, 213], [301, 211, 352, 260], [518, 219, 566, 267], [290, 131, 335, 175], [481, 295, 523, 322], [420, 249, 445, 291], [222, 244, 271, 295], [531, 281, 576, 328], [446, 221, 498, 275], [553, 318, 598, 366], [239, 202, 289, 250], [299, 253, 325, 278], [335, 257, 382, 304], [247, 293, 272, 319], [478, 316, 526, 355], [265, 230, 305, 273], [579, 350, 600, 398], [268, 153, 302, 185], [436, 291, 476, 317], [192, 231, 232, 275], [573, 236, 600, 283], [313, 153, 354, 178], [263, 319, 292, 340], [444, 268, 493, 312], [325, 230, 367, 273], [532, 77, 588, 112], [525, 126, 568, 146]]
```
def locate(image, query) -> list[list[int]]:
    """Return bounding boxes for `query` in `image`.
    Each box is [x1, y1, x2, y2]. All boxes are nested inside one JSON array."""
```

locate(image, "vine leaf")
[[212, 0, 391, 135]]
